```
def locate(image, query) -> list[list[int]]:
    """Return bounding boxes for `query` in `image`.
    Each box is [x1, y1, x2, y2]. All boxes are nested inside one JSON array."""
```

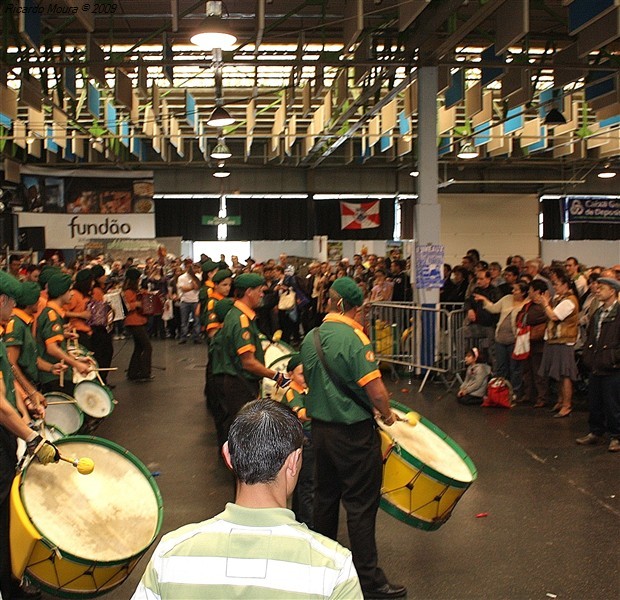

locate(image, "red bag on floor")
[[482, 377, 514, 408]]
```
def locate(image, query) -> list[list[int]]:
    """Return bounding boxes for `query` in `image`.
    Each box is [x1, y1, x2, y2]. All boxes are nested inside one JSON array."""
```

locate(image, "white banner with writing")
[[17, 213, 156, 248]]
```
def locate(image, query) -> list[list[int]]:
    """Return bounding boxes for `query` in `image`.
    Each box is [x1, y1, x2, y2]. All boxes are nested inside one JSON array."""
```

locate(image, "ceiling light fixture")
[[190, 1, 237, 51], [207, 105, 234, 127], [597, 163, 616, 179], [457, 140, 478, 160], [210, 138, 232, 160], [543, 108, 567, 125], [213, 169, 231, 178], [409, 170, 419, 177]]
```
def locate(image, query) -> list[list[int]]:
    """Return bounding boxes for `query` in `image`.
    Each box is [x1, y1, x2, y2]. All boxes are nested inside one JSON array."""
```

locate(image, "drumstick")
[[95, 372, 105, 386], [90, 367, 118, 372], [47, 400, 77, 405], [59, 360, 65, 387], [59, 454, 95, 475]]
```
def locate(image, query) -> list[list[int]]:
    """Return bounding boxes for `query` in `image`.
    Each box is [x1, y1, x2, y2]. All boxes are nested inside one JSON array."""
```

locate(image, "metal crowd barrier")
[[364, 302, 466, 392]]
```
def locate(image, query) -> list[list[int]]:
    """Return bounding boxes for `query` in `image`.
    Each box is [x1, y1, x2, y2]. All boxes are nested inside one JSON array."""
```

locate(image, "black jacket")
[[582, 302, 620, 375], [464, 285, 501, 327]]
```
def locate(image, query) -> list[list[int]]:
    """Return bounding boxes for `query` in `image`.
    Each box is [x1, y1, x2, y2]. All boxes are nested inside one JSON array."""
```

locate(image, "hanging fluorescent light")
[[543, 108, 567, 125], [213, 169, 231, 178], [210, 138, 232, 160], [207, 105, 234, 127], [597, 164, 616, 179], [190, 1, 237, 50], [457, 140, 478, 160], [409, 170, 419, 177]]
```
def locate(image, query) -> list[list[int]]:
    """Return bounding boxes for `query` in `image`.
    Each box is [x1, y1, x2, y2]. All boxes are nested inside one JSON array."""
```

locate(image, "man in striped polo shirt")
[[132, 399, 362, 600]]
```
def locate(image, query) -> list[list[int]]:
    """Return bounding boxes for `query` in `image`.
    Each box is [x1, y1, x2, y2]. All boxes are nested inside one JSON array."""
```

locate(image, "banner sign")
[[18, 213, 156, 248], [564, 196, 620, 223], [415, 244, 444, 289]]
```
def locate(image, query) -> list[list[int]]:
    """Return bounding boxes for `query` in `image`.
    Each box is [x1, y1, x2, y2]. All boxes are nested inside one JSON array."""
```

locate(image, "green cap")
[[91, 265, 105, 279], [75, 269, 93, 284], [286, 353, 302, 373], [234, 273, 265, 290], [213, 269, 232, 284], [213, 297, 235, 322], [47, 273, 72, 298], [0, 271, 23, 301], [331, 276, 364, 307], [201, 260, 219, 274], [16, 281, 41, 307], [39, 266, 62, 286], [125, 268, 141, 281]]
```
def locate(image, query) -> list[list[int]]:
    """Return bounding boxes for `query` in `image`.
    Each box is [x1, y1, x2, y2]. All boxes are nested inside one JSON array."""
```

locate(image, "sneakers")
[[576, 433, 605, 446], [609, 438, 620, 453]]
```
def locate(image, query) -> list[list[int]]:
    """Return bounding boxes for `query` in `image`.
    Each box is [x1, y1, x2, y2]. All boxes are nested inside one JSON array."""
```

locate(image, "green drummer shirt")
[[213, 300, 265, 382], [35, 301, 72, 385], [5, 308, 39, 384], [284, 383, 311, 432], [300, 313, 382, 425], [0, 332, 16, 408]]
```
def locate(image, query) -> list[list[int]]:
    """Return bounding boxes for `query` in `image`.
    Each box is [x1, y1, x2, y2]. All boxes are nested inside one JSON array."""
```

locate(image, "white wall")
[[251, 241, 313, 262], [439, 194, 539, 267], [541, 240, 620, 267]]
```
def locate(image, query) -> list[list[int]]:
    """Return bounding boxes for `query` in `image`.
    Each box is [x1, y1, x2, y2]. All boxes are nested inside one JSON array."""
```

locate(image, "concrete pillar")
[[416, 66, 441, 306]]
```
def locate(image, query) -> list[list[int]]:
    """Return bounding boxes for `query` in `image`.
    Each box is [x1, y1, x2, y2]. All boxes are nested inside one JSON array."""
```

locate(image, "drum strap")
[[312, 329, 374, 417]]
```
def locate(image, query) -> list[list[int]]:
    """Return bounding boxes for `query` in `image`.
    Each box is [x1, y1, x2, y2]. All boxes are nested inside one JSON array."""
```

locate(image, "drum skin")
[[10, 436, 163, 598], [44, 394, 84, 435], [73, 382, 115, 419], [261, 339, 296, 401], [378, 400, 477, 531]]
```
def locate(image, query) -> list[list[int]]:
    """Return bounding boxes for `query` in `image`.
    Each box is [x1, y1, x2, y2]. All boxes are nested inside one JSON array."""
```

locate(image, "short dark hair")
[[26, 264, 40, 273], [9, 255, 21, 264], [228, 399, 304, 485], [467, 249, 480, 262], [503, 265, 520, 278], [530, 279, 547, 294]]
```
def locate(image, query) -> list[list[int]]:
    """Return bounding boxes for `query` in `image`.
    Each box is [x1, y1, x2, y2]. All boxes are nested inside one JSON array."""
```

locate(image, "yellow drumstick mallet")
[[59, 455, 95, 475], [405, 411, 421, 427]]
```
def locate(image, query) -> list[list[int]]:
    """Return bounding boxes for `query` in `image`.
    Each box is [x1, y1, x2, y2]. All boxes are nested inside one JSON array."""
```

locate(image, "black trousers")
[[125, 325, 152, 379], [588, 371, 620, 438], [212, 374, 259, 443], [91, 326, 113, 384], [0, 428, 17, 600], [292, 434, 314, 529], [311, 418, 388, 592]]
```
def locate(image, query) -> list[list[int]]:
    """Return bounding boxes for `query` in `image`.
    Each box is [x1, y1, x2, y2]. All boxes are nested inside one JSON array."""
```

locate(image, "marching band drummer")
[[300, 277, 406, 599], [5, 282, 67, 420], [0, 271, 60, 600], [90, 265, 114, 385], [64, 269, 93, 351], [122, 268, 153, 382], [31, 266, 61, 338], [35, 273, 93, 395], [211, 273, 290, 444]]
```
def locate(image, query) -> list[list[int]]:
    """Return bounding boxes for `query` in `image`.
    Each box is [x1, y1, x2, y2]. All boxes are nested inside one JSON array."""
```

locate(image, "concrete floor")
[[38, 337, 619, 600]]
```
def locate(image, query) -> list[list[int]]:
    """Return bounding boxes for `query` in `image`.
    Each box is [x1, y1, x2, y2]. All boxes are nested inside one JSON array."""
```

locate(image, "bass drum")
[[10, 436, 163, 598], [377, 400, 477, 531], [260, 339, 296, 402]]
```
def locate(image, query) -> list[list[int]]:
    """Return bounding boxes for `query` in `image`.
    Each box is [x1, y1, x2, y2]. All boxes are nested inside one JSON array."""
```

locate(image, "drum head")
[[44, 394, 83, 435], [74, 381, 114, 418], [20, 437, 163, 564]]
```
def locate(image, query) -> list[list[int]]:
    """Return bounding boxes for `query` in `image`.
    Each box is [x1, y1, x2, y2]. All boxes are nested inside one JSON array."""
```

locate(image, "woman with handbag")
[[274, 265, 299, 346], [515, 280, 549, 406], [474, 281, 528, 398], [533, 271, 580, 418]]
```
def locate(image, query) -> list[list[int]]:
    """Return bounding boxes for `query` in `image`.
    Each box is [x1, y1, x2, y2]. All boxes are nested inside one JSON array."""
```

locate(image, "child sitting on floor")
[[457, 347, 491, 405]]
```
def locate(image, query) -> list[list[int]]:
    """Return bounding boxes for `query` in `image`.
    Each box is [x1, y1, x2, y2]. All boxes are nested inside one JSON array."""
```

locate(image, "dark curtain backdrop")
[[155, 198, 221, 240], [314, 199, 395, 240], [155, 197, 395, 240], [224, 197, 311, 240]]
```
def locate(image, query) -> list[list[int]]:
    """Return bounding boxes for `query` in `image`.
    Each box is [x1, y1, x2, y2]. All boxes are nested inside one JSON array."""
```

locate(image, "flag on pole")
[[340, 201, 381, 230]]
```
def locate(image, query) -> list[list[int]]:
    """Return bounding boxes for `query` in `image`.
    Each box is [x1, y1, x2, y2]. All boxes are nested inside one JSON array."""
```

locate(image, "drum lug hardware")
[[405, 481, 415, 491], [53, 547, 63, 561]]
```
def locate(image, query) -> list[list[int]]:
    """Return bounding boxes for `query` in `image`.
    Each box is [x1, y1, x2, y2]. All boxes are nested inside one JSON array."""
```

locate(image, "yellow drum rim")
[[385, 400, 477, 487]]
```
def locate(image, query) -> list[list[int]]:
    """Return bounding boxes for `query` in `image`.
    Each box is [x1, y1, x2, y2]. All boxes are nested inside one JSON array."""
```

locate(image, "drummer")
[[211, 273, 289, 443], [64, 269, 93, 351], [5, 282, 67, 420], [31, 266, 61, 337], [36, 273, 93, 395], [0, 271, 60, 600], [299, 277, 406, 599]]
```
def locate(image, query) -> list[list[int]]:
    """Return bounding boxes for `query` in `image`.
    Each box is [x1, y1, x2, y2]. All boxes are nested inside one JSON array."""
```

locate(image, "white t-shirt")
[[177, 272, 201, 303]]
